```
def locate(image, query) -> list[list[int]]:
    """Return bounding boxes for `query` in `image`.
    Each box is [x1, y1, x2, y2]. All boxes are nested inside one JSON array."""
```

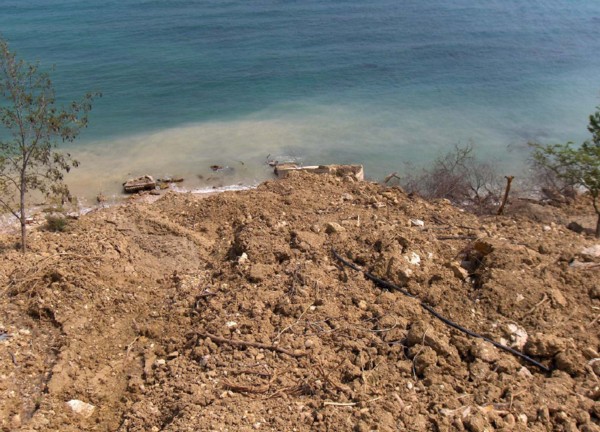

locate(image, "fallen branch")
[[222, 379, 270, 394], [197, 332, 306, 358], [323, 397, 382, 407], [437, 235, 478, 241], [525, 293, 549, 317], [323, 401, 357, 407], [383, 172, 401, 184]]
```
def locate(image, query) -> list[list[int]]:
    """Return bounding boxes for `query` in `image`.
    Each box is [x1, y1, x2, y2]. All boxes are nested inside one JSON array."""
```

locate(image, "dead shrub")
[[397, 144, 503, 214]]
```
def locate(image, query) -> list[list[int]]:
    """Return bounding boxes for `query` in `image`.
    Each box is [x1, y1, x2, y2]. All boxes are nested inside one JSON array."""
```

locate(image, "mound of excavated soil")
[[1, 172, 599, 431]]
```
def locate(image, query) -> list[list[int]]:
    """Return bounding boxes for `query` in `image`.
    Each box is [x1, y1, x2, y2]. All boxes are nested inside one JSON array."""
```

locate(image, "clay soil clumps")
[[1, 172, 599, 431]]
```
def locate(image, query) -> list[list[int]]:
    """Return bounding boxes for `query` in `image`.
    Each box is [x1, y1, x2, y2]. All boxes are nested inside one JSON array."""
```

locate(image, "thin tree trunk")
[[19, 176, 26, 253], [497, 176, 514, 215], [594, 196, 600, 239]]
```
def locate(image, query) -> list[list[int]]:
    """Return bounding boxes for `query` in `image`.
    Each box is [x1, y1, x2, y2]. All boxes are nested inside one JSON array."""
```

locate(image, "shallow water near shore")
[[1, 0, 600, 200]]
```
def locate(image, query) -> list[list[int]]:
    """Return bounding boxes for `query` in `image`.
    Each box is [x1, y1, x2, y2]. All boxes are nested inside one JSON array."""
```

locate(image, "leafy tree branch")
[[0, 37, 100, 252]]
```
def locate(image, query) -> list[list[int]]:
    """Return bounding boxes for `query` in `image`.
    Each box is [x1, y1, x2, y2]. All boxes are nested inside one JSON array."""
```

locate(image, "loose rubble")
[[0, 171, 599, 431]]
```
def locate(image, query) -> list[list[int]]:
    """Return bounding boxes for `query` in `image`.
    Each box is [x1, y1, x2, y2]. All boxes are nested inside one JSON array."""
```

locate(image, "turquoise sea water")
[[1, 0, 600, 199]]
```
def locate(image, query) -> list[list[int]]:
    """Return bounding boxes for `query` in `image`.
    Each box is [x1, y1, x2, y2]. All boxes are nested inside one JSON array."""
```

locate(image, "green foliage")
[[45, 214, 68, 232], [0, 37, 99, 251], [589, 107, 600, 145], [531, 107, 600, 237]]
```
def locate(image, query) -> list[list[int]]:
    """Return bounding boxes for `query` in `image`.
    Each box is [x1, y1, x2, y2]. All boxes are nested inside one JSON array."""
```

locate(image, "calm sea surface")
[[1, 0, 599, 199]]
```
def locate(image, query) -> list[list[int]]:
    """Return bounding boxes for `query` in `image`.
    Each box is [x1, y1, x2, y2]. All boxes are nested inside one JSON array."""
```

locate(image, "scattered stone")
[[325, 222, 345, 234], [517, 366, 533, 378], [470, 339, 499, 363], [570, 260, 600, 270], [549, 288, 568, 308], [10, 414, 21, 429], [589, 286, 600, 300], [567, 221, 584, 234], [447, 262, 469, 280], [96, 193, 106, 203], [409, 345, 438, 375], [123, 175, 156, 193], [405, 252, 421, 266], [292, 230, 324, 251], [247, 263, 270, 282], [406, 323, 459, 360], [472, 239, 494, 256], [463, 412, 489, 432], [524, 333, 567, 358], [582, 347, 600, 360], [554, 350, 584, 376], [538, 244, 551, 254], [501, 323, 528, 350], [581, 244, 600, 260], [238, 252, 249, 264], [163, 176, 184, 183], [66, 399, 96, 418], [274, 164, 364, 180], [588, 357, 600, 376], [410, 219, 425, 228]]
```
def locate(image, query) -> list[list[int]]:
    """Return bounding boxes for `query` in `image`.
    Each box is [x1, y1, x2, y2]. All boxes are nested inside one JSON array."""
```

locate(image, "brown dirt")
[[1, 172, 599, 432]]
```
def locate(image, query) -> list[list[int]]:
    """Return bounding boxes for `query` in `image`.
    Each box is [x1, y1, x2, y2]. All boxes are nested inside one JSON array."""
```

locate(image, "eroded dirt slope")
[[1, 172, 599, 431]]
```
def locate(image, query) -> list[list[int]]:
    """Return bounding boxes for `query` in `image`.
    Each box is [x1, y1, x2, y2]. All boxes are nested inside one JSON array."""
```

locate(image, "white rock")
[[410, 219, 425, 228], [505, 323, 528, 350], [66, 399, 95, 418], [325, 222, 345, 234], [517, 366, 533, 378], [543, 225, 552, 232], [405, 252, 421, 266], [581, 244, 600, 259], [238, 253, 249, 264]]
